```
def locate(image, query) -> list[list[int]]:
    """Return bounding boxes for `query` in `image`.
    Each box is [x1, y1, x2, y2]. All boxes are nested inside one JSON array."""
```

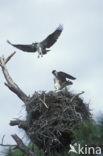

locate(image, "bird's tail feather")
[[43, 50, 50, 55]]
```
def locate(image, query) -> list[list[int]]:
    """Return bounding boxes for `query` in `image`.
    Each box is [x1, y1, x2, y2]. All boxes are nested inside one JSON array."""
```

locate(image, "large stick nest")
[[25, 90, 91, 153]]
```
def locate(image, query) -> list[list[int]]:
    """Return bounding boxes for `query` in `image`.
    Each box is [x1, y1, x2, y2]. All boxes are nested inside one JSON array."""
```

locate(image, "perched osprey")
[[52, 70, 76, 90], [7, 24, 63, 58]]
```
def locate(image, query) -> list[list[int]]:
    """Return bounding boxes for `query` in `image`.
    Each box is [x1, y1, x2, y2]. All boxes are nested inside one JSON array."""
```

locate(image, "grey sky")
[[0, 0, 103, 153]]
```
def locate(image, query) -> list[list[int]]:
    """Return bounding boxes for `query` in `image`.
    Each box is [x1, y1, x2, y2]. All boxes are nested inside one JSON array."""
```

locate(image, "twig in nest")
[[70, 104, 83, 120], [35, 92, 48, 109], [75, 112, 83, 120], [39, 97, 49, 109], [70, 91, 85, 103]]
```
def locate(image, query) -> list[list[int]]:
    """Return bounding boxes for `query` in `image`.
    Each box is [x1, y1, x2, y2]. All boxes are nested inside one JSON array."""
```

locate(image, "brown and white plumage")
[[7, 24, 63, 58], [52, 70, 76, 90]]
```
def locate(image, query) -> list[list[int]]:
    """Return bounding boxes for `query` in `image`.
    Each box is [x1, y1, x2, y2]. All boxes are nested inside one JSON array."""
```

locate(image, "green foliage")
[[5, 148, 13, 156], [28, 143, 45, 156], [68, 118, 103, 156], [73, 119, 103, 146], [4, 144, 45, 156], [5, 148, 26, 156]]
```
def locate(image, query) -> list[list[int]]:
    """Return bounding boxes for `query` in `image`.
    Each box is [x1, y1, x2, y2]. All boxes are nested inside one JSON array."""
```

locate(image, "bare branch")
[[0, 52, 29, 103], [10, 119, 28, 130], [11, 134, 37, 156], [1, 135, 5, 144], [0, 134, 38, 156], [70, 91, 85, 103], [0, 135, 16, 147], [5, 51, 16, 64], [35, 92, 48, 109], [0, 144, 16, 147]]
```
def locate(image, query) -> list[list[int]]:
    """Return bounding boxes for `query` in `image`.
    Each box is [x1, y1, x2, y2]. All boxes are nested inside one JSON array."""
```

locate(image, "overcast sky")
[[0, 0, 103, 154]]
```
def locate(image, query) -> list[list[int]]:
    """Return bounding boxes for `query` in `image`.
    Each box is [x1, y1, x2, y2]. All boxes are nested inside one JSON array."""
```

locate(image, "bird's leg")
[[38, 47, 43, 57], [37, 50, 41, 58], [54, 85, 59, 92], [38, 49, 43, 58], [37, 43, 43, 58], [40, 50, 43, 57], [38, 53, 40, 58], [40, 49, 43, 57]]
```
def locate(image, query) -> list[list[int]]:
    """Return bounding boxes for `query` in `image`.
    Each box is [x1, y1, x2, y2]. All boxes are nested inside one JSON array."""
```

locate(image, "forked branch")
[[11, 134, 37, 156], [0, 135, 38, 156], [0, 135, 16, 148], [0, 52, 29, 103]]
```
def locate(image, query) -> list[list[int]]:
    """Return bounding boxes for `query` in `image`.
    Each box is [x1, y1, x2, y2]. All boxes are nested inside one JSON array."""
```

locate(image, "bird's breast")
[[54, 78, 61, 90]]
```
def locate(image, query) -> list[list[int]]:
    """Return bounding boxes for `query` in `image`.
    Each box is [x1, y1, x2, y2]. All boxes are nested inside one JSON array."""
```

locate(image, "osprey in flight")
[[52, 70, 76, 90], [7, 24, 63, 58]]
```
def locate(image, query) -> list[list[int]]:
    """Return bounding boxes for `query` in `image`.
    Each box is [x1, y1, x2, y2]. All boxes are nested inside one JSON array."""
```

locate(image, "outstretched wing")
[[7, 40, 37, 52], [41, 24, 63, 48], [59, 71, 76, 80]]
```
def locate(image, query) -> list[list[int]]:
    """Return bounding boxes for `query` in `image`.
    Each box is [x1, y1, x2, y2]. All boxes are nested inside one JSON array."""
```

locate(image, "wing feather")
[[7, 40, 36, 52], [59, 72, 76, 80], [41, 24, 63, 48]]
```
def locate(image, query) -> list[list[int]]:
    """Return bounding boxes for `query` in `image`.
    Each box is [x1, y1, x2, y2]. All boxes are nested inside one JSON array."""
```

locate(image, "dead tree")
[[0, 52, 91, 155], [0, 52, 37, 156]]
